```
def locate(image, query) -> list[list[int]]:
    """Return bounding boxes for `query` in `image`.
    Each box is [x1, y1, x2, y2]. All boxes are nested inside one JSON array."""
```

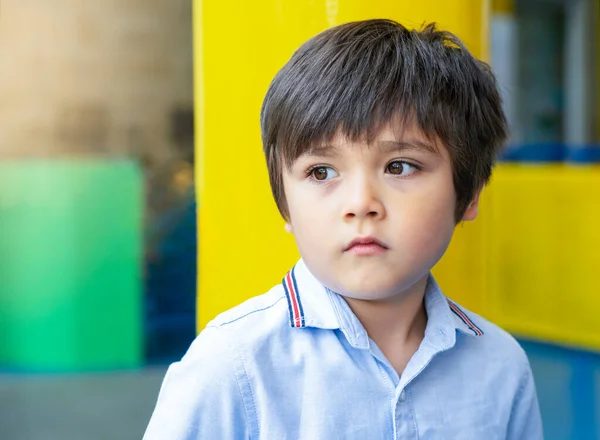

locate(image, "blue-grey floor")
[[0, 367, 166, 440], [521, 338, 600, 440]]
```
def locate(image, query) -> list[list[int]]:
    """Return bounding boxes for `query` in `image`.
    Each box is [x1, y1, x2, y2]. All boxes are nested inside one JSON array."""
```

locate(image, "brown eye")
[[385, 161, 418, 177], [313, 167, 328, 180], [386, 161, 404, 175], [309, 166, 338, 181]]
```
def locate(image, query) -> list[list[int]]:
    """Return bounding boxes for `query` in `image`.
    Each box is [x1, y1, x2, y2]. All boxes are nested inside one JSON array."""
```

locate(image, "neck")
[[343, 275, 429, 364]]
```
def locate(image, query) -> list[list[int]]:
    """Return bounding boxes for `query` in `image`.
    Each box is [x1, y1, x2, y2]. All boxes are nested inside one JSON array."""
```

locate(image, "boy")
[[144, 19, 543, 439]]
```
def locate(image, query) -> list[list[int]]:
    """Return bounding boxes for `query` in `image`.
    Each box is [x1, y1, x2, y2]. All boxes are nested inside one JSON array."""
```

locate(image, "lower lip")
[[346, 243, 387, 255]]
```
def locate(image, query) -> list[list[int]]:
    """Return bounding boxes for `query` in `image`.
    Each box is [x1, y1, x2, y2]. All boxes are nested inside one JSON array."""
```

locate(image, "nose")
[[343, 173, 386, 222]]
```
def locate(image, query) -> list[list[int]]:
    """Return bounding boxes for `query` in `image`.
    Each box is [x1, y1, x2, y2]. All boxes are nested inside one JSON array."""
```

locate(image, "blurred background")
[[0, 1, 196, 439], [0, 0, 598, 439]]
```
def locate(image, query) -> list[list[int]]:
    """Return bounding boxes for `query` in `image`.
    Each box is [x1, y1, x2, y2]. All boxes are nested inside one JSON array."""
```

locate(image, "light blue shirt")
[[144, 259, 543, 439]]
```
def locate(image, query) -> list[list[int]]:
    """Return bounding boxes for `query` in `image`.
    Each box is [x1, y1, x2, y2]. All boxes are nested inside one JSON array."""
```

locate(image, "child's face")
[[282, 122, 479, 301]]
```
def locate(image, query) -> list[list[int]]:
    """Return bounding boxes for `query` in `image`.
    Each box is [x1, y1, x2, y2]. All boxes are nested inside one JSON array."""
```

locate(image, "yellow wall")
[[194, 0, 491, 329]]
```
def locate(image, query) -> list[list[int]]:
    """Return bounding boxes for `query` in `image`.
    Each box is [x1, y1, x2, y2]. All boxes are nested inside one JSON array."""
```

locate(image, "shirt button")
[[399, 390, 406, 402]]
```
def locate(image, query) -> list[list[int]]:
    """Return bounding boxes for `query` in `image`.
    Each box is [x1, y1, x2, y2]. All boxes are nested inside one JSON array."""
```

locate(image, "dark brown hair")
[[260, 19, 508, 221]]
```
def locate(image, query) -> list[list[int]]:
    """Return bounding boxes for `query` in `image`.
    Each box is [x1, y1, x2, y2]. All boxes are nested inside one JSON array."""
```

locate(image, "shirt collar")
[[282, 259, 484, 348], [282, 259, 340, 330]]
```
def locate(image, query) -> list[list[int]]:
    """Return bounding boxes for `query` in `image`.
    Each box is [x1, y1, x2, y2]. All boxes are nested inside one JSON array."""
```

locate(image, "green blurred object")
[[0, 160, 143, 371]]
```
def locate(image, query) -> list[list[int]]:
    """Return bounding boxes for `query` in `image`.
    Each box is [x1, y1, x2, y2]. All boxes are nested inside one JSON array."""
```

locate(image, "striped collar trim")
[[280, 260, 341, 330], [282, 267, 306, 328], [282, 261, 484, 339], [447, 299, 484, 336]]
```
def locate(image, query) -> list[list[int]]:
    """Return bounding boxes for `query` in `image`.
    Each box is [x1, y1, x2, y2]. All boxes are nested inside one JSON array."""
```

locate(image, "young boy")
[[144, 19, 543, 439]]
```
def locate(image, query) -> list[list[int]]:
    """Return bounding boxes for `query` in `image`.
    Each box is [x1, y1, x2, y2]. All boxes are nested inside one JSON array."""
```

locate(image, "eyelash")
[[304, 160, 422, 180]]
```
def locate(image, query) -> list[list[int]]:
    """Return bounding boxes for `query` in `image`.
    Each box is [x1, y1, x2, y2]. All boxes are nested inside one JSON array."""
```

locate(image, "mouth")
[[344, 237, 389, 255]]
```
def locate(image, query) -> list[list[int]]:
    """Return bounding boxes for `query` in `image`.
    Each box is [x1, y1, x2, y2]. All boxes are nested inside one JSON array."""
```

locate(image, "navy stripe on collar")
[[448, 300, 484, 336], [282, 266, 306, 328]]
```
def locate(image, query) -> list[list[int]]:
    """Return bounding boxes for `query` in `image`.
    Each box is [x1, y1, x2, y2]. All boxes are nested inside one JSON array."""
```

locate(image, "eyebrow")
[[303, 139, 441, 158], [377, 139, 441, 156]]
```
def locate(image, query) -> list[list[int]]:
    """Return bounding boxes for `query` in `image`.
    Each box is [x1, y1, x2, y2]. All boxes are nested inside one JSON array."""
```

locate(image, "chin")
[[336, 279, 403, 300], [347, 271, 428, 299]]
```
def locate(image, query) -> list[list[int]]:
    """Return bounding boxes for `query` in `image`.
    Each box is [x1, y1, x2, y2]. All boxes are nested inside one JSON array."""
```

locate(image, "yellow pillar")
[[491, 0, 514, 14], [596, 0, 600, 141], [194, 0, 492, 329]]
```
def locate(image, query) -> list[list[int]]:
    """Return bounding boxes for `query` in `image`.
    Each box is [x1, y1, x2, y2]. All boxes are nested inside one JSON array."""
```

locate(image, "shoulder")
[[450, 305, 543, 436], [206, 283, 289, 331], [441, 301, 537, 410], [183, 284, 291, 361], [161, 284, 290, 393], [449, 302, 531, 371], [144, 293, 281, 439]]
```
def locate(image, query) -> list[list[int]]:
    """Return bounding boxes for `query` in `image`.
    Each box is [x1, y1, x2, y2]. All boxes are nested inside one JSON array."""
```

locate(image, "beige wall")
[[0, 0, 193, 161]]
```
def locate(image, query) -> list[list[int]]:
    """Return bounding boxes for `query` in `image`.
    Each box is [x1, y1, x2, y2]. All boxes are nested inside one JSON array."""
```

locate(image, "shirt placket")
[[393, 386, 416, 439]]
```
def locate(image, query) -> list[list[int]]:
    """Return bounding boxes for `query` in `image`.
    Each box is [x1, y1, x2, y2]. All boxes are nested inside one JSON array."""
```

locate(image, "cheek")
[[284, 187, 332, 249], [418, 173, 457, 221], [285, 179, 335, 227], [289, 208, 331, 247], [400, 186, 457, 255]]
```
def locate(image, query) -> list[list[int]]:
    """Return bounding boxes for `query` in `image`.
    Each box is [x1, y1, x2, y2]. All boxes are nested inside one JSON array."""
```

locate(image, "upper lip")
[[344, 236, 388, 251]]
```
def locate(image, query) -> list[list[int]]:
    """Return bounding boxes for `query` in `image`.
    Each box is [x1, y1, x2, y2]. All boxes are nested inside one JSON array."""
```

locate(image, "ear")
[[284, 222, 293, 233], [462, 188, 483, 222]]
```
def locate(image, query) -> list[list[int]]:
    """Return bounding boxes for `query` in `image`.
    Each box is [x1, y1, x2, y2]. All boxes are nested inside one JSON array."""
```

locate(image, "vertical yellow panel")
[[194, 0, 491, 329], [491, 0, 514, 14], [432, 189, 493, 315], [488, 164, 600, 351], [596, 0, 600, 140]]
